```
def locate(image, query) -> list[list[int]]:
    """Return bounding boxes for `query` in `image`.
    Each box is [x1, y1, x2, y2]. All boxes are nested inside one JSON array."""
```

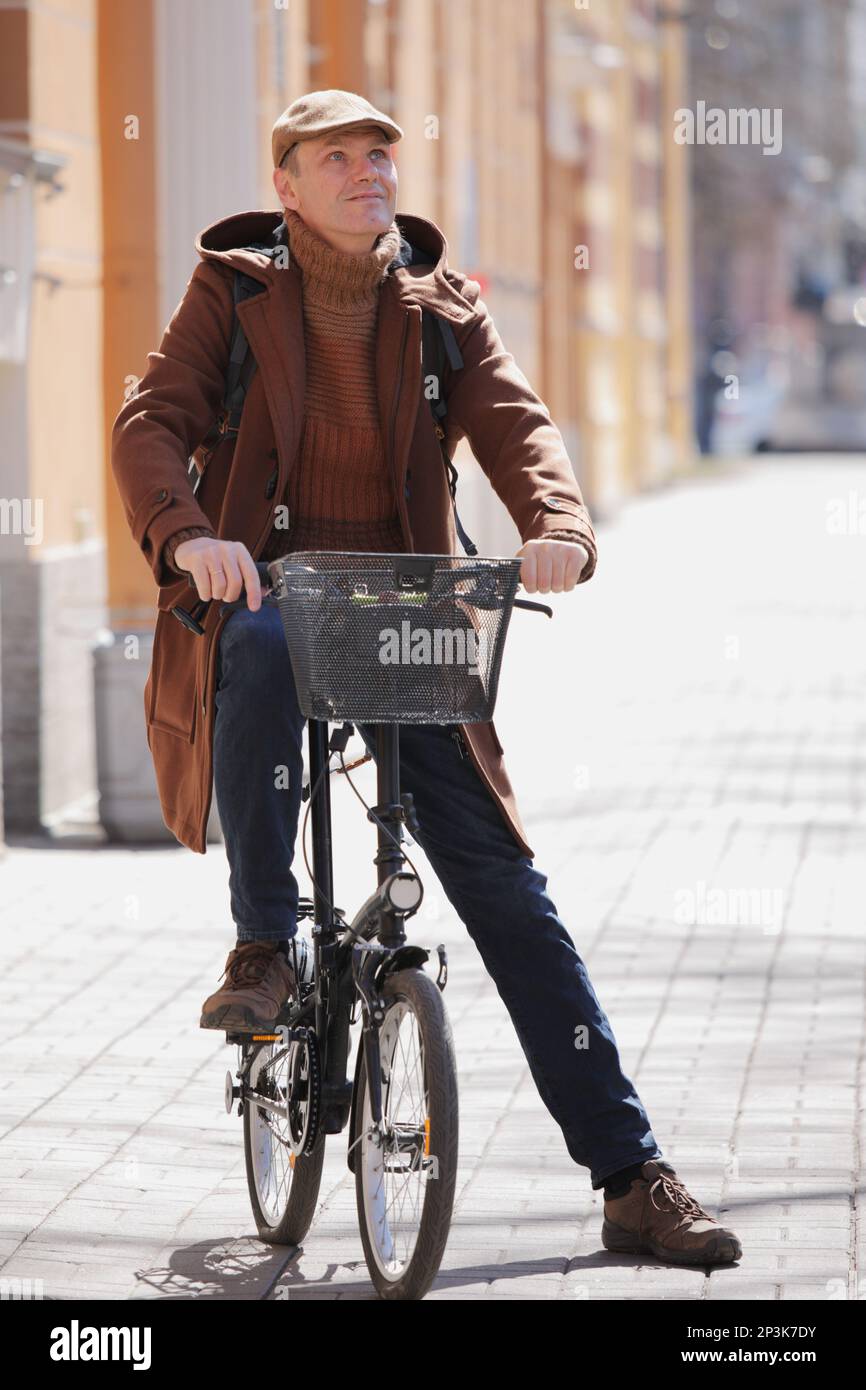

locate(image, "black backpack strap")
[[421, 306, 477, 557], [193, 267, 265, 474], [398, 233, 478, 556], [224, 271, 265, 433]]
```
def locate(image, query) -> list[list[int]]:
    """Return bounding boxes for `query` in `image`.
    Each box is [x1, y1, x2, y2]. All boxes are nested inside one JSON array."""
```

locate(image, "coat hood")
[[193, 207, 475, 322]]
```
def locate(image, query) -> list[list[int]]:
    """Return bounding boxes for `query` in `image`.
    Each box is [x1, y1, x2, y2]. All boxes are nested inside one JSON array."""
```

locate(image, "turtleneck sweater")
[[258, 207, 405, 560], [162, 208, 584, 575]]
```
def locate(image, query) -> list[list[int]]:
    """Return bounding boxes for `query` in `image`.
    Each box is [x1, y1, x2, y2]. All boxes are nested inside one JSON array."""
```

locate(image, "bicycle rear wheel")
[[355, 967, 458, 1299], [243, 1039, 326, 1245]]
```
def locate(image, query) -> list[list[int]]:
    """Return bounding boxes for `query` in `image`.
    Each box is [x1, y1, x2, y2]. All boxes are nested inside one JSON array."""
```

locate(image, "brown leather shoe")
[[601, 1159, 742, 1266], [200, 941, 298, 1033]]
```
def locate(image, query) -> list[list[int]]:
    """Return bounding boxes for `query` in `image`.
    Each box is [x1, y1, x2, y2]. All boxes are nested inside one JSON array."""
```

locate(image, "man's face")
[[273, 125, 398, 253]]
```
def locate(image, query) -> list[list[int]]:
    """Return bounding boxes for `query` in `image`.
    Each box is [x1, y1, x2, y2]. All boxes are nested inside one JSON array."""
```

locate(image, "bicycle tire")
[[354, 967, 458, 1300], [243, 1040, 326, 1246]]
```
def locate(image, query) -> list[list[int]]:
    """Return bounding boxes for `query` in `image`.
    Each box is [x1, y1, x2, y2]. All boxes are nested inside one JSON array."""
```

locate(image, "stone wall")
[[0, 541, 106, 831]]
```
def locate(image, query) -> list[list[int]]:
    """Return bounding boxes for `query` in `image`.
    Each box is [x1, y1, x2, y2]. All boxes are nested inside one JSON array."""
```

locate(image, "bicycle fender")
[[377, 944, 429, 979], [347, 1030, 366, 1175], [346, 946, 430, 1174]]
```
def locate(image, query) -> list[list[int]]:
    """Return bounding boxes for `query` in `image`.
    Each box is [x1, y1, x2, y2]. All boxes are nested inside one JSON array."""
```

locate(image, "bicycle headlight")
[[385, 872, 423, 913]]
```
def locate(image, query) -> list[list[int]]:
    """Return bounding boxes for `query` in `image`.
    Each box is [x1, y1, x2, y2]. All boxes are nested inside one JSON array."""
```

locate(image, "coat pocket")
[[147, 609, 198, 741]]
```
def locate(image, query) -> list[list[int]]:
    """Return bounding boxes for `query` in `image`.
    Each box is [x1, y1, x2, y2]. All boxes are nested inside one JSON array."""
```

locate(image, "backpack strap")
[[224, 271, 265, 433], [420, 307, 477, 557], [193, 267, 266, 476], [396, 232, 478, 555]]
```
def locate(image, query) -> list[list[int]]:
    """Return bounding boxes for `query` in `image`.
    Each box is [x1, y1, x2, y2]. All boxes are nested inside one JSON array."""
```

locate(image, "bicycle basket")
[[266, 552, 522, 723]]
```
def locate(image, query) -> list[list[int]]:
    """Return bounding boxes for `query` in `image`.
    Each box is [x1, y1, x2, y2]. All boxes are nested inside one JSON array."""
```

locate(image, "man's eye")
[[329, 149, 387, 161]]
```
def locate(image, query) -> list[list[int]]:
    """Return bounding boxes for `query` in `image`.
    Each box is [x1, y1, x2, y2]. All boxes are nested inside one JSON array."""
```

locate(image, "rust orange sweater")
[[259, 207, 405, 560]]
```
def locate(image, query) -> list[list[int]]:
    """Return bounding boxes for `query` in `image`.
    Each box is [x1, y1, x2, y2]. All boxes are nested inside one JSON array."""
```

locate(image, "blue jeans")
[[213, 602, 663, 1188]]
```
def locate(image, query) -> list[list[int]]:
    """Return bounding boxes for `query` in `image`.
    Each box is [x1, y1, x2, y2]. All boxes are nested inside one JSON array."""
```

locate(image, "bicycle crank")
[[226, 1027, 322, 1157]]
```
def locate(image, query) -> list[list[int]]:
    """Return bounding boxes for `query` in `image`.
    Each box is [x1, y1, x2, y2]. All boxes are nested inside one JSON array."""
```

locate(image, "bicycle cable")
[[298, 731, 423, 938], [336, 747, 422, 882]]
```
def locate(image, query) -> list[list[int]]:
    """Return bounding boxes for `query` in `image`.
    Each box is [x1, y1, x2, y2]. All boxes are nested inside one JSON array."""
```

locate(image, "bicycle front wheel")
[[355, 967, 458, 1300]]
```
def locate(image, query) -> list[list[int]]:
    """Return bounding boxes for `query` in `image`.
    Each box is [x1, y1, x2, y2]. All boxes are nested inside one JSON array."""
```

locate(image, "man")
[[111, 90, 742, 1267]]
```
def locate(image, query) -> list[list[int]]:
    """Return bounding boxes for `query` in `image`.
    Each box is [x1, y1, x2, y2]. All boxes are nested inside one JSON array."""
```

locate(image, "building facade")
[[0, 0, 693, 840]]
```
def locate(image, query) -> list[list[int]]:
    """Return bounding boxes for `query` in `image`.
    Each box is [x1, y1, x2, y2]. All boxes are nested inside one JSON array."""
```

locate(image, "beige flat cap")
[[272, 89, 403, 167]]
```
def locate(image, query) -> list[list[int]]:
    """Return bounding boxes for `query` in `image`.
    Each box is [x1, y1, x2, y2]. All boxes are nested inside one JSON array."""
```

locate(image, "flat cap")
[[272, 89, 403, 168]]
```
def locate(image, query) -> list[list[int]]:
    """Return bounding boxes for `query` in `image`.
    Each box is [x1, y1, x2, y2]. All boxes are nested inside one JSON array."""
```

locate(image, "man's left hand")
[[516, 537, 589, 594]]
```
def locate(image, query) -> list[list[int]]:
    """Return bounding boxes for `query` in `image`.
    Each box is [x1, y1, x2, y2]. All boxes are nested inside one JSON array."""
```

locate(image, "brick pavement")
[[0, 456, 863, 1300]]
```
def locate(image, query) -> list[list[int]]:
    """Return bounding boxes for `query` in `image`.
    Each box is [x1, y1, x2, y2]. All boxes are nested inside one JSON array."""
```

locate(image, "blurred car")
[[769, 287, 866, 448], [712, 288, 866, 453], [710, 359, 787, 455]]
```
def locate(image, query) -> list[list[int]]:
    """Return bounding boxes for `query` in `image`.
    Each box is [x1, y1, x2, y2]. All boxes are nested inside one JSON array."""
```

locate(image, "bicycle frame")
[[213, 555, 550, 1160], [230, 714, 436, 1154], [199, 554, 556, 1290]]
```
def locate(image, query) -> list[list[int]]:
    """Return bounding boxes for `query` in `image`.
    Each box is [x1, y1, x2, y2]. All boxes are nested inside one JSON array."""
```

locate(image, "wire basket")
[[266, 551, 522, 723]]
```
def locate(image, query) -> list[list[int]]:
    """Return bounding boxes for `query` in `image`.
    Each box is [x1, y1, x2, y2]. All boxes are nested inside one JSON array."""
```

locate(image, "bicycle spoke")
[[249, 1043, 297, 1226]]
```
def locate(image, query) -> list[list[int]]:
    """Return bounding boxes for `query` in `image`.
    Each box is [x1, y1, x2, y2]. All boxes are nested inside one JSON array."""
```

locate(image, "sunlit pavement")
[[0, 454, 863, 1300]]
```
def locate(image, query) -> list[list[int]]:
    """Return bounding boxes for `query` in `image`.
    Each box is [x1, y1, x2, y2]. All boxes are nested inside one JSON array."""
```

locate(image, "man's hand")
[[173, 537, 263, 611], [516, 538, 589, 594]]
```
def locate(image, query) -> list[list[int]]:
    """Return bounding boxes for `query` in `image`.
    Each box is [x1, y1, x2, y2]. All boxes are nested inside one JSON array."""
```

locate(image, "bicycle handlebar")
[[172, 558, 553, 635]]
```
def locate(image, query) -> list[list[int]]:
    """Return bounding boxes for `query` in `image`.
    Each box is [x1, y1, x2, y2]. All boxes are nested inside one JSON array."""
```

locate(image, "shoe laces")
[[219, 943, 291, 988], [649, 1171, 713, 1223]]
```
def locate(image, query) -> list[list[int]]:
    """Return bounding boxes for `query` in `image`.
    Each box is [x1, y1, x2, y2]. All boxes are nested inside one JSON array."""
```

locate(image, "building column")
[[98, 0, 257, 841]]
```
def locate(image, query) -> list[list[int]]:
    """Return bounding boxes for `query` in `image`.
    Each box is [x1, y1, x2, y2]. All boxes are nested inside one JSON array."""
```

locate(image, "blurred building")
[[688, 0, 866, 454], [0, 0, 693, 843]]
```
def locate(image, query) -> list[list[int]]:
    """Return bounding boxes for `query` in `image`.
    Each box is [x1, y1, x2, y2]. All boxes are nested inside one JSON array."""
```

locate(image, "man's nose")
[[351, 155, 381, 180]]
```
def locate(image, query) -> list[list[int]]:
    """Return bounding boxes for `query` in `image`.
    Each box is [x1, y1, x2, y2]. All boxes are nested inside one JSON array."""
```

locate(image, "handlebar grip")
[[185, 560, 272, 590], [214, 561, 274, 614]]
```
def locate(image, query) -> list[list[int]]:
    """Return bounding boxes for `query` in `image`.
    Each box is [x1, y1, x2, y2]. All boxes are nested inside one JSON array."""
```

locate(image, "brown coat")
[[111, 208, 597, 858]]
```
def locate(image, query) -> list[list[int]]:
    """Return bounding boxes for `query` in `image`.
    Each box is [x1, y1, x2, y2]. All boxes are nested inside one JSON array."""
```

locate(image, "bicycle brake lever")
[[170, 574, 209, 635], [514, 597, 553, 618], [171, 601, 207, 635]]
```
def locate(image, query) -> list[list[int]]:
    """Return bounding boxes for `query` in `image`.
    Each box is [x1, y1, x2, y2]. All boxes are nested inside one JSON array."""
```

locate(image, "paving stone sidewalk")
[[0, 456, 863, 1300]]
